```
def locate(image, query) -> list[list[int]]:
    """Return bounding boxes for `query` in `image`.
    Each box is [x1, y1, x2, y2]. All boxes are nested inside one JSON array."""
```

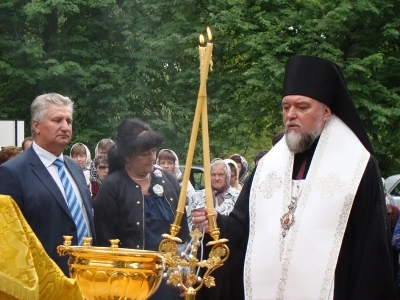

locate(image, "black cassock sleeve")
[[334, 156, 397, 299], [195, 170, 255, 300]]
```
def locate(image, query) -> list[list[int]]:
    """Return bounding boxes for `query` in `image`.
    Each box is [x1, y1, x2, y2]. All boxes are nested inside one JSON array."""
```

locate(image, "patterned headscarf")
[[156, 149, 183, 179], [210, 158, 231, 207]]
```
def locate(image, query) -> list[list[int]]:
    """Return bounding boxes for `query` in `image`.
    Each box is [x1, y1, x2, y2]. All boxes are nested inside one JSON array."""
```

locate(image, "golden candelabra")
[[57, 27, 229, 300], [158, 26, 230, 300]]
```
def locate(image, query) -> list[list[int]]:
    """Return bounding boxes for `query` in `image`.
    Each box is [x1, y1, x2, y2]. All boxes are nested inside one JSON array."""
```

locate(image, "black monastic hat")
[[282, 55, 373, 154]]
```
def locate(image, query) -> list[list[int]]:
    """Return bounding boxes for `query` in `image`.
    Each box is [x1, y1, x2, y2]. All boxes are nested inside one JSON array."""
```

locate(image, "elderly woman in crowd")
[[70, 142, 91, 187], [188, 158, 240, 229], [93, 118, 189, 300], [229, 153, 249, 186], [90, 155, 109, 200]]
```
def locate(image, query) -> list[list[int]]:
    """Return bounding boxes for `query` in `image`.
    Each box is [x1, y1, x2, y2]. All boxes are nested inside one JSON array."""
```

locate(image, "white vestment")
[[245, 115, 370, 300]]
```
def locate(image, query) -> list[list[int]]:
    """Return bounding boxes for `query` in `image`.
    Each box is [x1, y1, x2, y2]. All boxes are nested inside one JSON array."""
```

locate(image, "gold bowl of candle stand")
[[57, 236, 163, 300]]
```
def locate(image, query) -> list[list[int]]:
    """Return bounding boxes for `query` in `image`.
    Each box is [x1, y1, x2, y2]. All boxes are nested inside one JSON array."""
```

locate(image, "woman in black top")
[[94, 118, 189, 300]]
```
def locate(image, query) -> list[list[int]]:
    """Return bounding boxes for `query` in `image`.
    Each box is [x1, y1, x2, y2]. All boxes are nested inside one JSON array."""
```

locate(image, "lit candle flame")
[[199, 34, 205, 45], [207, 27, 212, 41]]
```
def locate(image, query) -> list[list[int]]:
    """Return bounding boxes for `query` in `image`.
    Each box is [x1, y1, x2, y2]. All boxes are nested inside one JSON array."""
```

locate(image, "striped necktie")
[[53, 158, 88, 245]]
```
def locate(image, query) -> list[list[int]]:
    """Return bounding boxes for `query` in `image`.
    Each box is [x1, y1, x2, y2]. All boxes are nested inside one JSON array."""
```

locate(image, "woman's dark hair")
[[107, 145, 125, 173], [108, 118, 163, 173]]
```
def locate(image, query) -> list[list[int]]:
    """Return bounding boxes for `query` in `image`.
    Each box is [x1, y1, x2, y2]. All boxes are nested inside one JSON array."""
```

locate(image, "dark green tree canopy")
[[1, 0, 399, 175]]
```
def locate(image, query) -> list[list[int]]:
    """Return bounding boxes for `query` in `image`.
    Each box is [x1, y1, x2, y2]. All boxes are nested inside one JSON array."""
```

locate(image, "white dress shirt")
[[32, 142, 92, 237]]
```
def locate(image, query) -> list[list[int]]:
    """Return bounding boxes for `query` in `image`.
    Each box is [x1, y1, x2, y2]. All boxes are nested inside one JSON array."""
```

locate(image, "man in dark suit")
[[0, 93, 95, 276]]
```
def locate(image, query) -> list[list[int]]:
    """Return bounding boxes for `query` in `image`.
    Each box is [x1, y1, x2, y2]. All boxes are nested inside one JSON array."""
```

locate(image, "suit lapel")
[[27, 148, 72, 217]]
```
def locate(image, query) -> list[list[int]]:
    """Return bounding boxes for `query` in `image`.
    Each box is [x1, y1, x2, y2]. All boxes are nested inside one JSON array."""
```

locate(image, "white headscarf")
[[70, 143, 91, 170], [156, 149, 182, 179], [224, 158, 240, 189], [94, 138, 114, 157]]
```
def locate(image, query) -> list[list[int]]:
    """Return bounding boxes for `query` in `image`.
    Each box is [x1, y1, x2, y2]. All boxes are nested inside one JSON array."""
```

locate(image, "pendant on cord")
[[280, 200, 297, 237]]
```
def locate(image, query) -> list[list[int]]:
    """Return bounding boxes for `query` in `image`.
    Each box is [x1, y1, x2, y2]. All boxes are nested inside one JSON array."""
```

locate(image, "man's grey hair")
[[30, 93, 74, 136]]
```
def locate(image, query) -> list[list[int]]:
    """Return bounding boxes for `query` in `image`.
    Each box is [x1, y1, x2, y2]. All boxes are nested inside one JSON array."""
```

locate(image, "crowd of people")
[[0, 55, 399, 300]]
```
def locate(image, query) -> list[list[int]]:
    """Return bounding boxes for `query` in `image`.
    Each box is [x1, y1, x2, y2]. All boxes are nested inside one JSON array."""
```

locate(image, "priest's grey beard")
[[285, 118, 324, 153]]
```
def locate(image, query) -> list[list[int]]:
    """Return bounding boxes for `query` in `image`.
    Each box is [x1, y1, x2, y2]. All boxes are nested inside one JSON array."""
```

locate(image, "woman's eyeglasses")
[[98, 165, 109, 170]]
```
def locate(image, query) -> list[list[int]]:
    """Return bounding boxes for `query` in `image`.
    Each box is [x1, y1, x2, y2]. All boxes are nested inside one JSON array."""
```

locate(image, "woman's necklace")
[[141, 177, 151, 193], [127, 170, 150, 192], [129, 172, 150, 181], [128, 172, 151, 193]]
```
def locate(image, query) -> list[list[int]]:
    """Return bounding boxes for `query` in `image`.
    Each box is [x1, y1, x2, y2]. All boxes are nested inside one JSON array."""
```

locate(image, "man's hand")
[[191, 208, 218, 233]]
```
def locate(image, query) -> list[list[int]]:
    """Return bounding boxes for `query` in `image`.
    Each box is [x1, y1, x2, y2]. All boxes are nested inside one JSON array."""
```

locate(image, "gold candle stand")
[[159, 26, 230, 300]]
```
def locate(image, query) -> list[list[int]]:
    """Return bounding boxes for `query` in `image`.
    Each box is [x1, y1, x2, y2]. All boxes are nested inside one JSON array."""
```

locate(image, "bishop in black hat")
[[192, 55, 397, 300]]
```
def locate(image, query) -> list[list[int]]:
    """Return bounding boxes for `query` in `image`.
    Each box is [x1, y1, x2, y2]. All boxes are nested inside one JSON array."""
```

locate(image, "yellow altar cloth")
[[0, 194, 82, 300]]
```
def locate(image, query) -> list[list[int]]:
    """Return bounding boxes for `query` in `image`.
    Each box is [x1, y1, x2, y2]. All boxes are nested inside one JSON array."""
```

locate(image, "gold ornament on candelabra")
[[57, 26, 229, 300], [159, 26, 230, 300]]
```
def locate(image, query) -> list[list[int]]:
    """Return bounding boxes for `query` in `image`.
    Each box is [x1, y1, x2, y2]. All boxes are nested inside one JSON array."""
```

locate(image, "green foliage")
[[0, 0, 399, 175]]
